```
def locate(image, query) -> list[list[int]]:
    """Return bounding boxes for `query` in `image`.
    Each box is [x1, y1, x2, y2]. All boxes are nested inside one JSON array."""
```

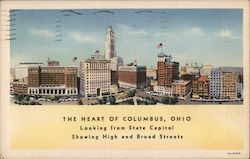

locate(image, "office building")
[[80, 53, 111, 98], [172, 80, 192, 99], [28, 65, 77, 96], [192, 76, 210, 99], [118, 65, 146, 89], [15, 62, 44, 80], [156, 53, 179, 95], [222, 72, 237, 99], [210, 68, 222, 99], [200, 64, 213, 77]]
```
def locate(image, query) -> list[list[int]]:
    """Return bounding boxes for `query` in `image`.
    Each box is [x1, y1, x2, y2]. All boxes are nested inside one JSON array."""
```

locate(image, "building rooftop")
[[172, 80, 190, 85]]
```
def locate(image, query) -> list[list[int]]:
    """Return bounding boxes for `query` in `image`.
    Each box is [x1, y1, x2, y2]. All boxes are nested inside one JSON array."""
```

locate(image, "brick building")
[[192, 76, 210, 99], [172, 80, 191, 99], [28, 66, 77, 96], [118, 65, 146, 89]]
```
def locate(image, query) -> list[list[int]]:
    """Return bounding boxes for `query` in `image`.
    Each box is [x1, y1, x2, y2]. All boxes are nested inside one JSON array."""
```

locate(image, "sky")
[[10, 9, 243, 68]]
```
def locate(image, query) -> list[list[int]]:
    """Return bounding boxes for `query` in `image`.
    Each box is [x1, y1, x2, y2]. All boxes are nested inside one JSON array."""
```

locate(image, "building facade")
[[80, 53, 111, 98], [13, 81, 28, 95], [28, 66, 77, 96], [222, 72, 237, 99], [200, 64, 213, 77], [210, 68, 222, 99], [192, 76, 210, 99], [104, 26, 116, 60], [15, 62, 44, 80], [172, 80, 191, 99], [156, 53, 179, 96], [118, 65, 146, 89]]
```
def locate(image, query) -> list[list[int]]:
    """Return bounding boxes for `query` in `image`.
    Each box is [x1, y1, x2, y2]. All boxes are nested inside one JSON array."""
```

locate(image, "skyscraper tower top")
[[107, 26, 113, 32], [105, 26, 116, 60]]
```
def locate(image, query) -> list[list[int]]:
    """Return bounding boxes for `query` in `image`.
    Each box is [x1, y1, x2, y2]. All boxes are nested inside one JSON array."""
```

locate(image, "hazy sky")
[[10, 9, 243, 68]]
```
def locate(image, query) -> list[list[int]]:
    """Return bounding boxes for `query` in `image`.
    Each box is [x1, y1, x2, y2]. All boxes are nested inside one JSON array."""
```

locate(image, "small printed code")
[[227, 152, 241, 155]]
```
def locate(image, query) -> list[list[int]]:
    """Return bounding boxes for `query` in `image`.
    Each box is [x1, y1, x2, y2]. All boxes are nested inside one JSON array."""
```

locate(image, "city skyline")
[[10, 9, 243, 68]]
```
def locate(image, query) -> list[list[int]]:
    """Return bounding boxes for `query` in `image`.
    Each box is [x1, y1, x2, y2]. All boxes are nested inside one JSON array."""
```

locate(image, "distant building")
[[13, 80, 28, 95], [192, 76, 210, 99], [200, 64, 213, 77], [210, 68, 222, 99], [118, 65, 146, 89], [210, 67, 240, 99], [181, 63, 200, 78], [47, 59, 59, 66], [28, 65, 77, 96], [104, 26, 116, 60], [222, 72, 237, 99], [156, 53, 179, 96], [236, 83, 243, 99], [80, 53, 111, 98], [110, 56, 124, 85], [172, 80, 191, 99], [146, 68, 157, 79], [15, 62, 44, 80]]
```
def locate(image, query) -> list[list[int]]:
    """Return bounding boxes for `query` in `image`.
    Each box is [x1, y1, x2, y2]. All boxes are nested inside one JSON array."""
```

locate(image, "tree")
[[77, 99, 83, 105], [99, 97, 107, 105], [162, 96, 170, 104], [15, 94, 24, 102], [108, 96, 116, 105], [127, 89, 136, 97]]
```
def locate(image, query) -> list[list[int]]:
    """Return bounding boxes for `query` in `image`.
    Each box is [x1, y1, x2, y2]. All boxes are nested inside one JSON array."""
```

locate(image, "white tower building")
[[104, 26, 116, 60]]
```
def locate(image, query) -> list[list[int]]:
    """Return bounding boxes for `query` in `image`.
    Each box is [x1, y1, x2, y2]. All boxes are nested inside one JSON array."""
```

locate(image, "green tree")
[[108, 96, 116, 105], [15, 94, 24, 101], [77, 99, 83, 105], [127, 89, 136, 97], [162, 96, 170, 104]]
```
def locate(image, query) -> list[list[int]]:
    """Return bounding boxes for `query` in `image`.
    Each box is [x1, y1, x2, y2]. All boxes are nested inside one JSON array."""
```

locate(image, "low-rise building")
[[28, 66, 78, 96], [13, 81, 28, 95], [222, 72, 237, 99], [118, 65, 146, 89], [172, 80, 191, 99], [192, 76, 209, 99]]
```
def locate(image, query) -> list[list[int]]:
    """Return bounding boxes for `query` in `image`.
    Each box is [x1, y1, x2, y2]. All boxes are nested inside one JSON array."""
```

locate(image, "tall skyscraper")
[[155, 53, 179, 96], [104, 26, 116, 60], [157, 53, 179, 87]]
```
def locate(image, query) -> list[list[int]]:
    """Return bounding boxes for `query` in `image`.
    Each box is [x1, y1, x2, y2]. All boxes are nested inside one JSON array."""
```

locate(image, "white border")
[[0, 0, 249, 158]]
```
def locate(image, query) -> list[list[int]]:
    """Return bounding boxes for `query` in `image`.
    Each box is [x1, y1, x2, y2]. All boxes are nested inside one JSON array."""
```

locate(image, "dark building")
[[118, 65, 146, 89], [157, 53, 179, 87]]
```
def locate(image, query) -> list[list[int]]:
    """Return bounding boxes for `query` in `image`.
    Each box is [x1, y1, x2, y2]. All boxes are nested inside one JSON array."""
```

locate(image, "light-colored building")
[[80, 53, 111, 98], [210, 67, 240, 99], [236, 83, 243, 99], [200, 64, 213, 77], [110, 56, 124, 71], [118, 65, 146, 89], [154, 85, 172, 96], [104, 26, 116, 60], [222, 72, 237, 99], [15, 62, 44, 80], [172, 80, 192, 99], [146, 68, 157, 79], [210, 68, 222, 99], [28, 66, 78, 96]]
